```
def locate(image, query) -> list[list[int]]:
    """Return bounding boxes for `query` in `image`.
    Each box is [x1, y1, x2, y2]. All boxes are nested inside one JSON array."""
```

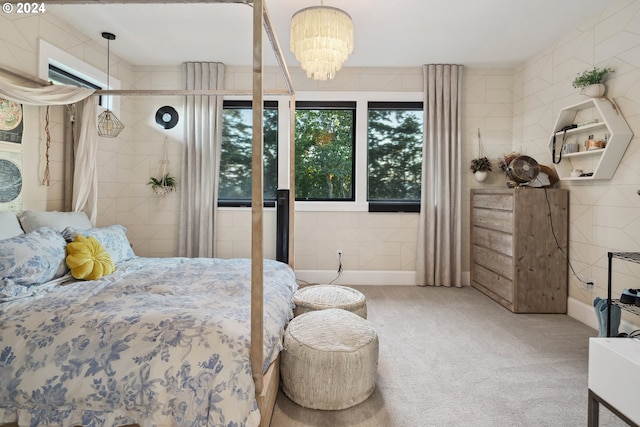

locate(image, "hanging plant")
[[471, 129, 492, 182], [470, 156, 492, 173], [148, 173, 177, 196], [149, 138, 177, 197]]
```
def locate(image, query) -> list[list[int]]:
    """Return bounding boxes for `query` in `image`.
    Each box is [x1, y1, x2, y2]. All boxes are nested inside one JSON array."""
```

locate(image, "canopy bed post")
[[289, 92, 295, 267], [251, 0, 265, 395]]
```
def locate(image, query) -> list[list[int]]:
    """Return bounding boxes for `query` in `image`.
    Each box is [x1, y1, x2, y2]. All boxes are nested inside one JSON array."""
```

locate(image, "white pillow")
[[0, 211, 24, 240], [18, 210, 93, 233], [63, 225, 136, 264]]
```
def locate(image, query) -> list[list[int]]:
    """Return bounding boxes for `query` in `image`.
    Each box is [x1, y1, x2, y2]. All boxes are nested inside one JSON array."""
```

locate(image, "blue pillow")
[[63, 225, 135, 264], [0, 227, 68, 300]]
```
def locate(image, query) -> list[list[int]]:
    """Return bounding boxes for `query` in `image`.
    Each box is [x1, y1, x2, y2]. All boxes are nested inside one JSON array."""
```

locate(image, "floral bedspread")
[[0, 257, 297, 427]]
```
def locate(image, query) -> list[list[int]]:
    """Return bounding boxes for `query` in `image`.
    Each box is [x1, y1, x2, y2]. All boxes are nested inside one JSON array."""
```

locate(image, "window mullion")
[[355, 99, 368, 204]]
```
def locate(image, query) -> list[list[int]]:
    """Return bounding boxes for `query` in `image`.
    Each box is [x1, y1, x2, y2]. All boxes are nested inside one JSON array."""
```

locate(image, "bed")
[[0, 2, 296, 425], [0, 211, 297, 426]]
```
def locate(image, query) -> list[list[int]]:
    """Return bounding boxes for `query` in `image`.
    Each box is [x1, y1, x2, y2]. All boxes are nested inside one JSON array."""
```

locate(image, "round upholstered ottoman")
[[293, 284, 367, 318], [281, 308, 379, 410]]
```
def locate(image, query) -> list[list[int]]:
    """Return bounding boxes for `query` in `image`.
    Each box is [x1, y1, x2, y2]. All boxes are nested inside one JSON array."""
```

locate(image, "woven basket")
[[293, 285, 367, 318], [281, 308, 379, 410]]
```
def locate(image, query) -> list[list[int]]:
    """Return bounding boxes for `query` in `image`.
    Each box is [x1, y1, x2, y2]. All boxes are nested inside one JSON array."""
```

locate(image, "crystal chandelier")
[[290, 5, 354, 81], [97, 32, 124, 138]]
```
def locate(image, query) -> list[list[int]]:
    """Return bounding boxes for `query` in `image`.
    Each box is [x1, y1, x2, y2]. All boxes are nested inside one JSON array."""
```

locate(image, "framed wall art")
[[0, 149, 23, 211], [0, 97, 23, 144]]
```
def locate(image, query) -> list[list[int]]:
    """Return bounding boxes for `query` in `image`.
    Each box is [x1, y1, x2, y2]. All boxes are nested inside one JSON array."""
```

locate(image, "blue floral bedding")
[[0, 257, 297, 427]]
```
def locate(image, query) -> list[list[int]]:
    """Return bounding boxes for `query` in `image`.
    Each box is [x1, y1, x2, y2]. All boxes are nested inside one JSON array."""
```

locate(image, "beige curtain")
[[62, 101, 88, 212], [178, 62, 224, 257], [0, 79, 98, 222], [416, 64, 463, 287]]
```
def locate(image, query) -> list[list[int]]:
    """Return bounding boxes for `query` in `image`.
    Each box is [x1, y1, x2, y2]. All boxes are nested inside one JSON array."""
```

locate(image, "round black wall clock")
[[155, 106, 179, 129]]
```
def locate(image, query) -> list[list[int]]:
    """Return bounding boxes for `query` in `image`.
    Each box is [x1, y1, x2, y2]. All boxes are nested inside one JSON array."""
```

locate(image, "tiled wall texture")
[[1, 0, 639, 326], [513, 0, 640, 323]]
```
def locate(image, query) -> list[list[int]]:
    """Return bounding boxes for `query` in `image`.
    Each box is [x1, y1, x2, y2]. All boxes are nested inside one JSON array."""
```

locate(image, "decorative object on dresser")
[[504, 155, 539, 184], [470, 187, 568, 313]]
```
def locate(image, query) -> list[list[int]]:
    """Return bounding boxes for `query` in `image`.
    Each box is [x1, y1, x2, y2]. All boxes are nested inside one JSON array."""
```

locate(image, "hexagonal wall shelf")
[[547, 98, 633, 180]]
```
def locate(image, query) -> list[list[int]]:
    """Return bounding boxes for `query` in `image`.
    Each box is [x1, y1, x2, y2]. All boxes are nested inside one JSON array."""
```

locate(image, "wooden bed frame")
[[1, 1, 295, 426]]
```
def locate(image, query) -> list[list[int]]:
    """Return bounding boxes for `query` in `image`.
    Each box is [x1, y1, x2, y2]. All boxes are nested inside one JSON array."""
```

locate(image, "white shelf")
[[548, 98, 633, 180]]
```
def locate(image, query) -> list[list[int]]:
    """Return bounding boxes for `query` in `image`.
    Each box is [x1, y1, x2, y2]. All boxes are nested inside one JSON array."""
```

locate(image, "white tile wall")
[[2, 1, 638, 306], [514, 0, 640, 311]]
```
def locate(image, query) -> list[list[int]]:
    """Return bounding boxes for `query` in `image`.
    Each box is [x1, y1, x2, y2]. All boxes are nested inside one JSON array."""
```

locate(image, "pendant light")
[[97, 32, 124, 138], [290, 2, 354, 81]]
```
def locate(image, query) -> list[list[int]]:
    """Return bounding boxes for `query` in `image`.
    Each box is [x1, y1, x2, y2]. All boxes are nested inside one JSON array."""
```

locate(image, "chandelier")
[[290, 5, 354, 81], [97, 32, 124, 138]]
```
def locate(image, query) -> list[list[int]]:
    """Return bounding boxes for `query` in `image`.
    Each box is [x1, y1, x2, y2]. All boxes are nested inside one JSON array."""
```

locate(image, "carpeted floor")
[[270, 285, 629, 427]]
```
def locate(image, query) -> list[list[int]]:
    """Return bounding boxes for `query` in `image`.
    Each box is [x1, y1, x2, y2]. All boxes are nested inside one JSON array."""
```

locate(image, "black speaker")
[[276, 189, 289, 263]]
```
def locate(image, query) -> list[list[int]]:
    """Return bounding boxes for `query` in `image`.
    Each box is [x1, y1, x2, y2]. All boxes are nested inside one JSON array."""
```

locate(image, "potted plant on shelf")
[[470, 156, 492, 182], [572, 67, 614, 98], [148, 173, 177, 196]]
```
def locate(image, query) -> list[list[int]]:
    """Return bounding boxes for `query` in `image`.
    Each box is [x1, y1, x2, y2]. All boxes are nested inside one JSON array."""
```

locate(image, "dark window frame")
[[218, 100, 278, 208], [294, 101, 357, 202], [367, 101, 424, 213], [48, 64, 104, 105]]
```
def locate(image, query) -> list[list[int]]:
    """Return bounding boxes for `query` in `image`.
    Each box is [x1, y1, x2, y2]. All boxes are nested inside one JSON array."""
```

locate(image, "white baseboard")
[[295, 270, 471, 287], [568, 296, 599, 331], [568, 296, 640, 334]]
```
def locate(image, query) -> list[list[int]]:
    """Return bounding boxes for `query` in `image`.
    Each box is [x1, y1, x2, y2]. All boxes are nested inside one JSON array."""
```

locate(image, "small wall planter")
[[580, 83, 606, 98]]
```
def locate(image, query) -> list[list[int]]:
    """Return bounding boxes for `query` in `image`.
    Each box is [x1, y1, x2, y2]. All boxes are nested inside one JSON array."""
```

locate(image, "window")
[[367, 102, 423, 212], [295, 101, 356, 201], [48, 64, 104, 106], [219, 100, 278, 207], [48, 64, 101, 90]]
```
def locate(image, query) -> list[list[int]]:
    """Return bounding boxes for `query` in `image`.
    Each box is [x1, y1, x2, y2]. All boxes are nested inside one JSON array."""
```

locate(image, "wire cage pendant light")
[[97, 32, 124, 138], [290, 5, 354, 81]]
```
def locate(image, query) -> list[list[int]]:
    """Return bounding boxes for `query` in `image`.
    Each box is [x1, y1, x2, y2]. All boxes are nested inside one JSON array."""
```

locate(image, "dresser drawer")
[[473, 263, 513, 303], [472, 226, 513, 256], [472, 193, 513, 211], [472, 245, 513, 280], [472, 207, 513, 234]]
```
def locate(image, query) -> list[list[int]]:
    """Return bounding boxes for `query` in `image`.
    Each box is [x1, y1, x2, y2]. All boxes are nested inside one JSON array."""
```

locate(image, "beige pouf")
[[293, 284, 367, 318], [281, 308, 379, 410]]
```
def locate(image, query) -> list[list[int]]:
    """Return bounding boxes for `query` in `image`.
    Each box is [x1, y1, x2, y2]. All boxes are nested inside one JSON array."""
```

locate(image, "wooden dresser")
[[470, 187, 568, 313]]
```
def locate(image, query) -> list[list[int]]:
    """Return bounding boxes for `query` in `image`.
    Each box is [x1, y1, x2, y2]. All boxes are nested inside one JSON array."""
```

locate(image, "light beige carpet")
[[270, 285, 628, 427]]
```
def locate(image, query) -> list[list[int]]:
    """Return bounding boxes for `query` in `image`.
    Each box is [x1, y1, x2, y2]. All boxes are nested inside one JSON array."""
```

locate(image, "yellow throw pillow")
[[66, 235, 115, 280]]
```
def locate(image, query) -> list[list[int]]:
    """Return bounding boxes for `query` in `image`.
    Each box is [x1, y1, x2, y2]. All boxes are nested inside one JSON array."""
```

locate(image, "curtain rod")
[[94, 89, 291, 96]]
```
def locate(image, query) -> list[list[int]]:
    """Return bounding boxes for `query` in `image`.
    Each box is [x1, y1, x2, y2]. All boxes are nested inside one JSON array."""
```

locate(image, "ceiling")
[[47, 0, 615, 70]]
